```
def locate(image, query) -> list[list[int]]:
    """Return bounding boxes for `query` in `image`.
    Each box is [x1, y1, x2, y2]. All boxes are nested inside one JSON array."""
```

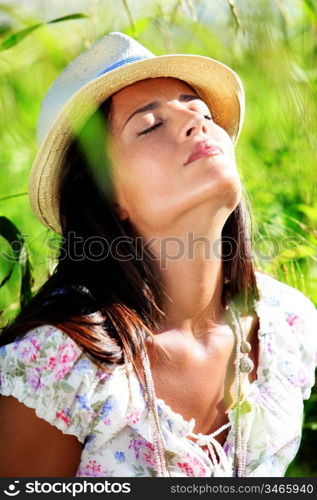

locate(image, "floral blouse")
[[0, 271, 316, 477]]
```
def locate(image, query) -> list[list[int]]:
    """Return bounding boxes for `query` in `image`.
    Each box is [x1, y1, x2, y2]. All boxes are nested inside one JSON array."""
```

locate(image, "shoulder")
[[0, 324, 82, 370], [0, 324, 131, 442], [254, 269, 317, 335], [255, 270, 317, 328], [255, 270, 316, 311], [254, 270, 317, 399]]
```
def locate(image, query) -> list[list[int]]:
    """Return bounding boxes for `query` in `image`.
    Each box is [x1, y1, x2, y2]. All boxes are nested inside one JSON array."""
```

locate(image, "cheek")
[[115, 140, 172, 183], [111, 152, 168, 212], [116, 169, 172, 231]]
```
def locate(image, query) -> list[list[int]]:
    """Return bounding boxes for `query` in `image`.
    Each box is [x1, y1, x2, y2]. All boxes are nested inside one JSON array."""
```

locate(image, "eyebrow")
[[123, 94, 205, 129]]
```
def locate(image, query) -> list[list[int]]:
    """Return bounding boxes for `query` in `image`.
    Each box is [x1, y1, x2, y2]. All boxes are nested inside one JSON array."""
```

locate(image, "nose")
[[176, 107, 209, 141]]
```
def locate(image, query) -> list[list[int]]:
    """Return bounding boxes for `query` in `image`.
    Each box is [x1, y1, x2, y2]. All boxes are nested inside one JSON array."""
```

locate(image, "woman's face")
[[107, 77, 241, 235]]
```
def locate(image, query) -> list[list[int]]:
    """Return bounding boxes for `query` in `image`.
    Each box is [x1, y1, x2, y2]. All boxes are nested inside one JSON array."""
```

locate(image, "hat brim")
[[28, 54, 245, 234]]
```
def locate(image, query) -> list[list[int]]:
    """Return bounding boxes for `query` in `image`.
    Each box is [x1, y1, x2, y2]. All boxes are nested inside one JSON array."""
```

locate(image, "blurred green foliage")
[[0, 0, 316, 476]]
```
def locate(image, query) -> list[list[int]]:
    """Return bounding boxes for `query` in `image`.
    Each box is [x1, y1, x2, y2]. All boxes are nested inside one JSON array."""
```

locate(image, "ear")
[[113, 203, 129, 221]]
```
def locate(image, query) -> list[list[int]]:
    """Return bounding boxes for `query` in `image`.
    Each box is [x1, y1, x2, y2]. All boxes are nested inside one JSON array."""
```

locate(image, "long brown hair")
[[0, 91, 259, 379]]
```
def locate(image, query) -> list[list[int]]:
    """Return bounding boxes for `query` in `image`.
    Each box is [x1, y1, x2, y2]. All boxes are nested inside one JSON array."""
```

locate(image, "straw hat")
[[28, 31, 245, 234]]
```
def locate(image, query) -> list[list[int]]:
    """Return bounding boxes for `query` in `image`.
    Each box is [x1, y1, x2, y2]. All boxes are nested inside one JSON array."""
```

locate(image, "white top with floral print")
[[0, 271, 316, 477]]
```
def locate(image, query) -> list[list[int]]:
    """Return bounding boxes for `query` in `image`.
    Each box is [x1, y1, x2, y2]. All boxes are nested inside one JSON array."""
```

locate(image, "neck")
[[142, 220, 228, 338], [160, 254, 225, 334]]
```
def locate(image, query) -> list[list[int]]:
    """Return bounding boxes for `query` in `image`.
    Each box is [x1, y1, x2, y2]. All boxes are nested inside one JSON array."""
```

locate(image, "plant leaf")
[[0, 217, 33, 309], [20, 256, 33, 309], [47, 13, 90, 24], [1, 24, 42, 50], [302, 0, 317, 18], [0, 266, 14, 289], [0, 192, 28, 202], [0, 13, 89, 51], [0, 216, 24, 262]]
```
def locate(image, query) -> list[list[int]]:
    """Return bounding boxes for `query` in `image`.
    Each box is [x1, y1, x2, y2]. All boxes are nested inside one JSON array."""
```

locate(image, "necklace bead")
[[240, 356, 254, 373], [241, 340, 251, 353]]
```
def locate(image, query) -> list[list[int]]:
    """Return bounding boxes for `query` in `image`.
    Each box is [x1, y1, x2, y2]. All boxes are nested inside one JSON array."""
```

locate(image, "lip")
[[184, 140, 224, 166]]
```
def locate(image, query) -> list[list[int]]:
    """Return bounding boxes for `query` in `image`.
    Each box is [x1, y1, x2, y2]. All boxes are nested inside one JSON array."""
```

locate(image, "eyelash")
[[138, 115, 213, 136]]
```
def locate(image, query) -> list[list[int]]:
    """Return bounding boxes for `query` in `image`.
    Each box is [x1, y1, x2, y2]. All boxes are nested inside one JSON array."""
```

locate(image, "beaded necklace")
[[140, 301, 254, 477]]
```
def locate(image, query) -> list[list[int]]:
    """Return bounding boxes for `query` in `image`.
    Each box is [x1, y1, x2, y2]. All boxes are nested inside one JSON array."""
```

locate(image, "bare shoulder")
[[0, 395, 82, 477]]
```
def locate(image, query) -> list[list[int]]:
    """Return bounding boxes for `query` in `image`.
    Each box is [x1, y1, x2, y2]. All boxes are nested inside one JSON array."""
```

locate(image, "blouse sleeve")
[[296, 294, 317, 400], [0, 324, 129, 443]]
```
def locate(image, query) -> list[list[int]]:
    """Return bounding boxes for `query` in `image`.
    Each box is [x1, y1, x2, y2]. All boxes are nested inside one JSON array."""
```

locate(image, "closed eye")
[[138, 122, 162, 136], [138, 115, 212, 136]]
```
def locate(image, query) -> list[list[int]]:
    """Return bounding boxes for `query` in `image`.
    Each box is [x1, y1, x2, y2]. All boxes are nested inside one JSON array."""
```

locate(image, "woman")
[[0, 32, 316, 478]]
